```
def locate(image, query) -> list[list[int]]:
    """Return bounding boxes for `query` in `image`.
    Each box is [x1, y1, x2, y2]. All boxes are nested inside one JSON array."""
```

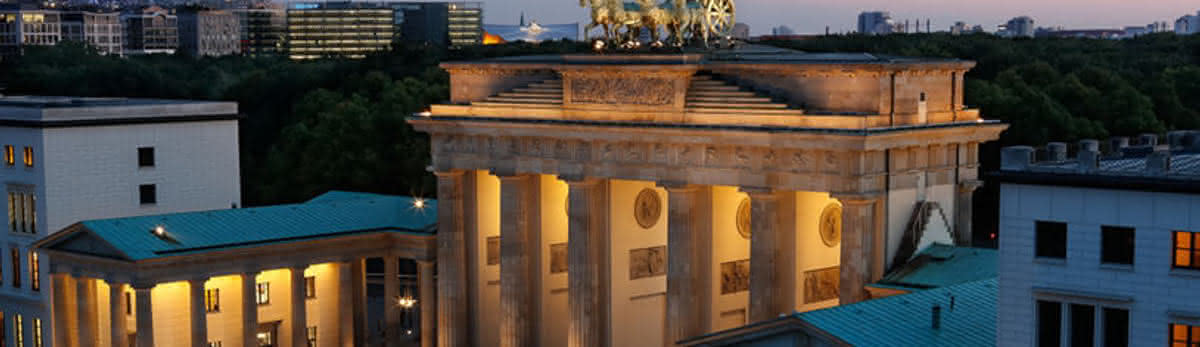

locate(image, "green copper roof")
[[798, 278, 997, 346], [876, 244, 997, 290], [67, 191, 437, 261]]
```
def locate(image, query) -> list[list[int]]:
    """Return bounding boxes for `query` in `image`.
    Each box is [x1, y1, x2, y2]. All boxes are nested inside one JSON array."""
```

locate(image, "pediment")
[[46, 231, 130, 261]]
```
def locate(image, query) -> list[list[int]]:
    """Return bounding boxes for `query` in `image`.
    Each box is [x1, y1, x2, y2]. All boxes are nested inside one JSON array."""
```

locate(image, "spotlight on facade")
[[413, 198, 426, 209], [396, 296, 417, 309], [415, 111, 432, 117], [592, 39, 606, 52], [152, 226, 165, 236]]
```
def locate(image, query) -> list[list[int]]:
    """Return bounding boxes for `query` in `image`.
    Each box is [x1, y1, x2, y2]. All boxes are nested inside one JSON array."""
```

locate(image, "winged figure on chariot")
[[579, 0, 735, 47]]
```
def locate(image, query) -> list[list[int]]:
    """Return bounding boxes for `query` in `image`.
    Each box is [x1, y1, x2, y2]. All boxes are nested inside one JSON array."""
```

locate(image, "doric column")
[[351, 260, 368, 347], [133, 284, 155, 347], [338, 261, 355, 347], [241, 271, 260, 347], [76, 276, 97, 347], [383, 255, 400, 347], [290, 265, 309, 347], [418, 260, 437, 347], [498, 173, 539, 347], [835, 195, 883, 304], [744, 188, 796, 322], [955, 180, 983, 246], [110, 282, 129, 347], [189, 277, 209, 347], [435, 170, 470, 347], [565, 178, 610, 347], [664, 184, 712, 346], [52, 273, 71, 347]]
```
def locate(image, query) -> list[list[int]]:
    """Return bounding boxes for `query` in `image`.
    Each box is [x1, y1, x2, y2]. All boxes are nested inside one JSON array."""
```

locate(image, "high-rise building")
[[0, 95, 242, 347], [999, 16, 1035, 38], [0, 5, 62, 57], [232, 7, 284, 56], [122, 5, 177, 55], [1176, 11, 1199, 35], [285, 1, 394, 59], [177, 9, 240, 56], [856, 11, 893, 35], [950, 21, 984, 35], [60, 10, 123, 56], [393, 1, 482, 46], [731, 22, 749, 40]]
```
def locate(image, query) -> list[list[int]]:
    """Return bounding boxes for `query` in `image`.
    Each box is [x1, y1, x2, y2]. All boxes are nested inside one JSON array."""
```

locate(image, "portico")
[[410, 49, 1005, 346]]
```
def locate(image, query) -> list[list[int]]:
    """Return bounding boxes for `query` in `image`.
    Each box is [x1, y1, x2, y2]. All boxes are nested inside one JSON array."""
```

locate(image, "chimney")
[[1001, 146, 1035, 170], [1167, 130, 1190, 149], [1078, 146, 1099, 174], [1046, 142, 1067, 161], [1146, 150, 1171, 175], [932, 305, 942, 330], [1139, 133, 1158, 147], [1184, 131, 1200, 153], [1079, 139, 1100, 153], [1108, 137, 1129, 157]]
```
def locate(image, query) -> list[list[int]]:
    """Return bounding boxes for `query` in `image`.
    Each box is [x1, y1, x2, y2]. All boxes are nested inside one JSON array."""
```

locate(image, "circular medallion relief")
[[736, 198, 751, 240], [819, 203, 842, 247], [633, 188, 662, 229]]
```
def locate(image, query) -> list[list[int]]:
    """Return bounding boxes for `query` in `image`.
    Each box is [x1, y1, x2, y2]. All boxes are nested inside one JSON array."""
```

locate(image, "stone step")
[[686, 96, 774, 103], [480, 97, 563, 104], [511, 88, 562, 94], [686, 102, 789, 109], [690, 80, 729, 87], [688, 107, 805, 115], [498, 92, 562, 99], [472, 101, 563, 108], [526, 84, 563, 90], [691, 75, 714, 81], [687, 90, 758, 97], [688, 85, 742, 92]]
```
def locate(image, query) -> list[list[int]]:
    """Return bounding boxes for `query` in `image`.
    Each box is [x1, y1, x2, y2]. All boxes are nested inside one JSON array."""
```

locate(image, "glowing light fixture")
[[413, 198, 426, 209], [152, 226, 166, 236], [396, 295, 417, 309], [416, 111, 432, 117]]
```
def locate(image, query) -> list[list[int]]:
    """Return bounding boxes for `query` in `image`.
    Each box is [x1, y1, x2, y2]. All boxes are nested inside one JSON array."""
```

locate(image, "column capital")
[[561, 175, 603, 186], [495, 171, 534, 180], [288, 264, 309, 272], [131, 282, 156, 291], [739, 187, 779, 198], [958, 179, 984, 193], [831, 192, 884, 206], [188, 277, 209, 285], [657, 181, 700, 192], [433, 170, 465, 178]]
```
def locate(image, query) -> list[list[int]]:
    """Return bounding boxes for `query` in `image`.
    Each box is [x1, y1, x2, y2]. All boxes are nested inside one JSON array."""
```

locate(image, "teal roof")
[[64, 191, 437, 261], [798, 278, 997, 346], [876, 244, 996, 290]]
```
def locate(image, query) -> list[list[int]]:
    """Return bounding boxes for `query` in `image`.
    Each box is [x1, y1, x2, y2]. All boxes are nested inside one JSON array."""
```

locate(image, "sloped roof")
[[39, 191, 436, 261], [876, 244, 997, 290], [799, 278, 997, 346]]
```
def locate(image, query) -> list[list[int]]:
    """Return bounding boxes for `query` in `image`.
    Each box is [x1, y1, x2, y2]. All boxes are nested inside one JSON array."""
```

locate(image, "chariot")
[[581, 0, 736, 47]]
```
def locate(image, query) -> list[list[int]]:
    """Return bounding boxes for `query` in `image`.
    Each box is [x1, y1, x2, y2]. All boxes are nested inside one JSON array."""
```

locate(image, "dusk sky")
[[471, 0, 1200, 35]]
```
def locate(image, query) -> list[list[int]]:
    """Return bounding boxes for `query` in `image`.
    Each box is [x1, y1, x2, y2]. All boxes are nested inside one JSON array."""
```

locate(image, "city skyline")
[[458, 0, 1199, 35]]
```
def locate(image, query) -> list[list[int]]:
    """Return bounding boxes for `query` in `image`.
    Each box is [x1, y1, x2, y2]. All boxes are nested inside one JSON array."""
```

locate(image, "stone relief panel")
[[736, 198, 751, 240], [550, 243, 568, 274], [819, 203, 843, 247], [633, 188, 662, 229], [804, 266, 840, 303], [487, 236, 500, 266], [629, 246, 667, 280], [720, 259, 750, 295], [570, 77, 675, 105]]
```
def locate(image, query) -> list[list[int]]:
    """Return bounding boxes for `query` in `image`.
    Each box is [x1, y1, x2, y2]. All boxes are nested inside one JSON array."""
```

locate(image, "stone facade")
[[410, 51, 1005, 346]]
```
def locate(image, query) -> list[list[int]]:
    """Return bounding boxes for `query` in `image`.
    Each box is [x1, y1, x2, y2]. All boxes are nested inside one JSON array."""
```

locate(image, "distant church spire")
[[520, 12, 525, 26]]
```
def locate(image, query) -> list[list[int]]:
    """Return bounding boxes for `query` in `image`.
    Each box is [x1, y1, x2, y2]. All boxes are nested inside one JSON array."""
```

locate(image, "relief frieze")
[[569, 77, 675, 106]]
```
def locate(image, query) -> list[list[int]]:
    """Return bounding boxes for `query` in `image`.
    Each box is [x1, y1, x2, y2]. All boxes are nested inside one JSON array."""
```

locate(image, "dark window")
[[10, 248, 19, 288], [919, 92, 927, 102], [205, 288, 220, 312], [1102, 308, 1127, 347], [137, 147, 155, 167], [125, 292, 132, 315], [1038, 300, 1062, 347], [1174, 231, 1200, 270], [1101, 226, 1135, 265], [305, 276, 315, 299], [1036, 221, 1068, 259], [139, 184, 156, 205], [1170, 323, 1200, 347], [1069, 304, 1094, 347]]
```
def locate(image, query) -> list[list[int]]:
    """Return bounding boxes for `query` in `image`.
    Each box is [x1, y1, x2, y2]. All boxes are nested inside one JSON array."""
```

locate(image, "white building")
[[1177, 11, 1199, 35], [857, 11, 894, 35], [0, 96, 242, 347], [61, 11, 124, 56], [0, 6, 62, 57], [1000, 16, 1035, 38], [995, 133, 1200, 346]]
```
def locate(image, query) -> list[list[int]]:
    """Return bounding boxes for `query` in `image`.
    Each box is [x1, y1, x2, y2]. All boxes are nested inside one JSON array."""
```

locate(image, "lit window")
[[256, 282, 269, 305], [3, 145, 12, 166], [306, 326, 316, 347], [32, 318, 41, 347], [1171, 323, 1200, 347], [207, 342, 222, 347], [8, 192, 17, 232], [14, 314, 22, 347], [305, 276, 315, 299], [1175, 231, 1200, 270], [21, 147, 32, 167], [205, 288, 220, 312], [29, 251, 38, 292]]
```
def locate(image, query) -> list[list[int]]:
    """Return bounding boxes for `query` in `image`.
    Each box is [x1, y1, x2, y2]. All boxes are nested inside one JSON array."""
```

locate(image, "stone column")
[[498, 173, 538, 347], [133, 285, 155, 347], [110, 282, 129, 347], [351, 260, 368, 347], [435, 170, 470, 347], [565, 178, 609, 347], [76, 276, 97, 347], [52, 273, 71, 347], [418, 260, 436, 347], [835, 195, 883, 304], [744, 189, 795, 322], [338, 261, 355, 347], [664, 184, 712, 346], [290, 265, 309, 347], [383, 255, 400, 347], [189, 278, 209, 347], [955, 180, 983, 246], [241, 271, 260, 347]]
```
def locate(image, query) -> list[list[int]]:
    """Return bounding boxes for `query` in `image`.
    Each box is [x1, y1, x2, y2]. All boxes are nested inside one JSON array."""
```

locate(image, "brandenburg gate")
[[408, 49, 1006, 347]]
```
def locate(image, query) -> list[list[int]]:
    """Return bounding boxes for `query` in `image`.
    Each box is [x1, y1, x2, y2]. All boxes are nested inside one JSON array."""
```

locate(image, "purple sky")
[[476, 0, 1199, 35]]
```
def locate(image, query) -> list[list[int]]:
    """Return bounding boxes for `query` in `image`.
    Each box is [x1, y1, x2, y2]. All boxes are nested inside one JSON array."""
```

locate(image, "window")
[[205, 288, 220, 312], [1101, 226, 1135, 265], [11, 249, 20, 288], [3, 145, 12, 166], [22, 147, 32, 167], [29, 251, 37, 292], [1037, 300, 1062, 347], [1171, 323, 1200, 347], [256, 282, 269, 305], [14, 314, 22, 347], [306, 326, 316, 347], [137, 147, 155, 167], [32, 318, 41, 347], [139, 184, 156, 205], [305, 276, 316, 299], [1175, 231, 1200, 270], [207, 341, 222, 347], [8, 191, 37, 234], [1102, 308, 1127, 347], [1070, 304, 1094, 347], [1036, 221, 1068, 259]]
